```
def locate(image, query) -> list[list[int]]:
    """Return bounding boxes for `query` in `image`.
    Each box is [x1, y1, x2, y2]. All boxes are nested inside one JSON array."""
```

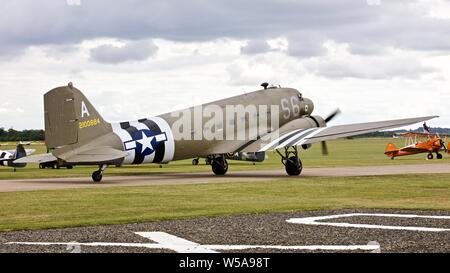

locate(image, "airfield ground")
[[0, 138, 449, 253], [0, 138, 445, 179]]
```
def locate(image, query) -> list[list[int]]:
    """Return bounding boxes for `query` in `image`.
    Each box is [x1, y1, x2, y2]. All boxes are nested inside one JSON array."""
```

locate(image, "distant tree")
[[0, 127, 44, 141]]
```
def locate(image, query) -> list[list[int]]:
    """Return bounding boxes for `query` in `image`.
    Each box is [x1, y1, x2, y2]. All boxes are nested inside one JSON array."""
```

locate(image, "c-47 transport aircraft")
[[17, 82, 436, 182]]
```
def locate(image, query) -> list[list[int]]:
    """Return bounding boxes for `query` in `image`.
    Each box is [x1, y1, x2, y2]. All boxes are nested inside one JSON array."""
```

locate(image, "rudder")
[[44, 83, 112, 149], [384, 143, 398, 154]]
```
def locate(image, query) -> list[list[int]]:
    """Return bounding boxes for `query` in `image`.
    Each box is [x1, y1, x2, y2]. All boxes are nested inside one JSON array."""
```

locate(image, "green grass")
[[0, 138, 443, 180], [0, 174, 449, 231]]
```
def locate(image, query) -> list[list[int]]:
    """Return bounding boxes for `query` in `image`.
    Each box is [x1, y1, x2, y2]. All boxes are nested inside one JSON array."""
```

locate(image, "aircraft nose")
[[301, 97, 314, 116]]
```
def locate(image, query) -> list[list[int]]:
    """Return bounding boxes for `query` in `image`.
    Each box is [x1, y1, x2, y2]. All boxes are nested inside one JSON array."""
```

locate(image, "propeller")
[[321, 109, 341, 155], [440, 139, 448, 153], [324, 109, 341, 123]]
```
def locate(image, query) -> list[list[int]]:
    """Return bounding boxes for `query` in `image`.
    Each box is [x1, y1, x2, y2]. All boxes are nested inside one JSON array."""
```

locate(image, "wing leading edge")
[[241, 115, 438, 152]]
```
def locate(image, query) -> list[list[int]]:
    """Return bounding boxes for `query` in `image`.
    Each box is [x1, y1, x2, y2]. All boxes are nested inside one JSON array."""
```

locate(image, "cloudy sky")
[[1, 0, 450, 130]]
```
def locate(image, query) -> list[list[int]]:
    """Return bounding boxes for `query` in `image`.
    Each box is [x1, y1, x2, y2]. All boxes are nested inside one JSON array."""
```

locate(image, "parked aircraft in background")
[[0, 144, 35, 171]]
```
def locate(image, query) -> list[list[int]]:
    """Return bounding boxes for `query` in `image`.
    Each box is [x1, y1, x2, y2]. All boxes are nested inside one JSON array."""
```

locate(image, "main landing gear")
[[92, 164, 107, 182], [192, 158, 200, 165], [427, 153, 443, 160], [211, 155, 228, 175], [277, 146, 303, 176]]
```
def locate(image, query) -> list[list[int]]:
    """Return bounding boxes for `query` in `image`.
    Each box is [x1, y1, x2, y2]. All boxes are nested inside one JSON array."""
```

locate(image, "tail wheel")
[[92, 170, 103, 182], [285, 156, 302, 176], [192, 158, 199, 165], [92, 164, 107, 182], [212, 156, 228, 175], [427, 153, 434, 160], [437, 153, 443, 159]]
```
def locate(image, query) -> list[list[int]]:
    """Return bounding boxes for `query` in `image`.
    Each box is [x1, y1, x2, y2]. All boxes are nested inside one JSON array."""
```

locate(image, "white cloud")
[[303, 41, 438, 79], [1, 1, 450, 130], [90, 40, 158, 64]]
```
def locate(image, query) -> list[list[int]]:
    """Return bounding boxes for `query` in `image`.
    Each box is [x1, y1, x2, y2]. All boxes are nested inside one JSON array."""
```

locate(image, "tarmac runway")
[[0, 163, 450, 192], [1, 209, 449, 253]]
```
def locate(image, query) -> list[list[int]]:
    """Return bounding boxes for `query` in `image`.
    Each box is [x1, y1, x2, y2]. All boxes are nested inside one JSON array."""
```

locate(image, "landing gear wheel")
[[192, 158, 199, 165], [427, 153, 434, 160], [67, 165, 73, 169], [277, 146, 303, 176], [92, 170, 103, 182], [92, 164, 107, 182], [285, 156, 302, 176], [437, 153, 443, 159], [212, 156, 228, 175]]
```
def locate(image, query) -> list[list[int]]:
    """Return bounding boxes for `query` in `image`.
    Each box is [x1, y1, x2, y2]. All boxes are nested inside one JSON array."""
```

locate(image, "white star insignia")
[[137, 132, 154, 152]]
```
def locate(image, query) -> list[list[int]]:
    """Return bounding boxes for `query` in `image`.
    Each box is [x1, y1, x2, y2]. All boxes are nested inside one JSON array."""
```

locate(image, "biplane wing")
[[398, 132, 450, 138], [400, 147, 431, 153]]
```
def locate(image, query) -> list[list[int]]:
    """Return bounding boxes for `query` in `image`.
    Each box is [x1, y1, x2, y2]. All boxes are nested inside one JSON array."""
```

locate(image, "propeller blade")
[[324, 109, 341, 123], [321, 141, 328, 155]]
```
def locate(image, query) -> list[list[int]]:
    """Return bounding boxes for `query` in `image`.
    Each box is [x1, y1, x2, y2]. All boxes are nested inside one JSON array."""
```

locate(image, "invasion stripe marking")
[[139, 119, 165, 163], [259, 129, 303, 151], [278, 128, 318, 149], [120, 122, 143, 165]]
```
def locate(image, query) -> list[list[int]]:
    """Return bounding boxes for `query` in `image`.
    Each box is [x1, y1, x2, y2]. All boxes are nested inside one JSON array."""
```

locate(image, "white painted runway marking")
[[287, 213, 450, 232], [5, 231, 380, 253]]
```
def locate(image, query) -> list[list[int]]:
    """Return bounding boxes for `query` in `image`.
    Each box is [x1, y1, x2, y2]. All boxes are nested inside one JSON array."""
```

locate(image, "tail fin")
[[384, 143, 398, 154], [44, 83, 112, 149], [14, 144, 27, 160]]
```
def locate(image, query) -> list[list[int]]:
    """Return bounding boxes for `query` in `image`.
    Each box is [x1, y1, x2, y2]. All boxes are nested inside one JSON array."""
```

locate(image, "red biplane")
[[385, 123, 449, 160]]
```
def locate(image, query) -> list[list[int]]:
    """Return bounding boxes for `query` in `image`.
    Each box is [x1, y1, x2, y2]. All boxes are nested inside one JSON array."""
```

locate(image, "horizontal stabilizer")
[[61, 147, 128, 163], [6, 149, 35, 156], [14, 153, 57, 164]]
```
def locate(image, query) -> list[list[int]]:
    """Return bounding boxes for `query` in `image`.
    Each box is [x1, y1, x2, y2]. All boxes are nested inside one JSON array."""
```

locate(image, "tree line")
[[0, 128, 45, 141], [1, 126, 449, 142]]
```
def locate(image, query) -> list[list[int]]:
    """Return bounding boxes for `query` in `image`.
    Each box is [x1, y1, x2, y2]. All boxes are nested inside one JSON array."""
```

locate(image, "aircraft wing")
[[13, 153, 57, 164], [241, 116, 438, 152], [401, 147, 431, 153], [398, 132, 432, 138], [60, 147, 128, 163], [25, 149, 36, 156], [5, 149, 35, 155]]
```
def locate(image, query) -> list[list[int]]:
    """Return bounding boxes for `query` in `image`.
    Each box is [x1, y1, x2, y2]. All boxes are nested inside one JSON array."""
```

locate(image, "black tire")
[[437, 153, 443, 159], [67, 165, 73, 169], [92, 171, 103, 182], [427, 153, 434, 160], [39, 164, 44, 169], [285, 156, 302, 176], [212, 157, 228, 175], [192, 158, 199, 165], [51, 164, 56, 169]]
